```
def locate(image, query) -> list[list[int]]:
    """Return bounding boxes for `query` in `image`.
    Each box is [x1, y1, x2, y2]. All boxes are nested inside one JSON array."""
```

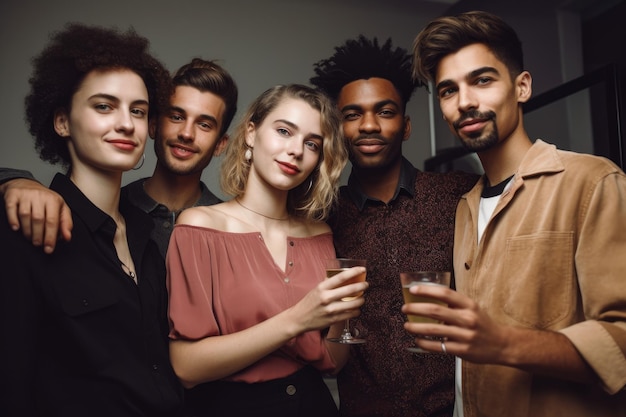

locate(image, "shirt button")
[[288, 261, 294, 267], [289, 241, 294, 246], [82, 299, 89, 306], [163, 221, 171, 228], [152, 364, 159, 371], [286, 384, 296, 395], [284, 277, 290, 283]]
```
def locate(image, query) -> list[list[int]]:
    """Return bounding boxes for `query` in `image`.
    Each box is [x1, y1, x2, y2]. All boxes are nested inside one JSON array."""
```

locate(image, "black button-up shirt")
[[123, 178, 221, 259], [345, 157, 417, 211], [0, 174, 182, 416]]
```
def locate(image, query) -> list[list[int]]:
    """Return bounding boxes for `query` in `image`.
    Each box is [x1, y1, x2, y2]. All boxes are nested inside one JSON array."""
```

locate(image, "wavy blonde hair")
[[220, 84, 347, 221]]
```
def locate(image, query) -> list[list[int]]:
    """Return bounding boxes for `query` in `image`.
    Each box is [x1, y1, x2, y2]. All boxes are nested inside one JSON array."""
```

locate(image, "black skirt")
[[183, 366, 338, 417]]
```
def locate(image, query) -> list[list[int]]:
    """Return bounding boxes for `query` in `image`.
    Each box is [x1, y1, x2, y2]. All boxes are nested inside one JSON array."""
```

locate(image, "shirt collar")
[[465, 139, 565, 204], [345, 157, 417, 211], [50, 173, 153, 239], [122, 178, 222, 216], [50, 173, 112, 233], [516, 139, 565, 178], [123, 178, 159, 214]]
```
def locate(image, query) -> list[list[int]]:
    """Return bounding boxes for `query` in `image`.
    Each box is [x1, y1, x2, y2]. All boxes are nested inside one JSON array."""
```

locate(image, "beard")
[[153, 136, 208, 176], [453, 110, 499, 152]]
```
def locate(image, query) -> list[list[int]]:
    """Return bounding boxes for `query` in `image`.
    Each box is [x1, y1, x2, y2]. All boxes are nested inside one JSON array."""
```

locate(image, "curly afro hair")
[[310, 35, 422, 109], [24, 23, 171, 168]]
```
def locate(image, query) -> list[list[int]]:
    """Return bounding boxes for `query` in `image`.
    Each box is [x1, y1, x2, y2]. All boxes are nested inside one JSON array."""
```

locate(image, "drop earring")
[[244, 148, 253, 163]]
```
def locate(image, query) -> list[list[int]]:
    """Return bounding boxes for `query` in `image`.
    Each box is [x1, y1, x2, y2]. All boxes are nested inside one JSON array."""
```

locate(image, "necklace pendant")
[[120, 261, 137, 282]]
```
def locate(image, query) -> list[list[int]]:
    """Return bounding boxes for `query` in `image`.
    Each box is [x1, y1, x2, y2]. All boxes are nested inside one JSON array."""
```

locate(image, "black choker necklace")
[[235, 198, 290, 221]]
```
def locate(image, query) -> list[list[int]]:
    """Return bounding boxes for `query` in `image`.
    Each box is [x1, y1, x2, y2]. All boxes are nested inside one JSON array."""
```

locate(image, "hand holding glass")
[[326, 258, 367, 344], [400, 271, 450, 352]]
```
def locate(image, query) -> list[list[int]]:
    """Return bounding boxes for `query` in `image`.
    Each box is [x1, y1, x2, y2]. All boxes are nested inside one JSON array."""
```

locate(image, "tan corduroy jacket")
[[454, 140, 626, 417]]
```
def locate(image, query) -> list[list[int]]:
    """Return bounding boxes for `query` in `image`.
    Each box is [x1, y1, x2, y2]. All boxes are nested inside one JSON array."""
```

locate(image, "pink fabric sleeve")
[[165, 224, 340, 382], [166, 225, 220, 340]]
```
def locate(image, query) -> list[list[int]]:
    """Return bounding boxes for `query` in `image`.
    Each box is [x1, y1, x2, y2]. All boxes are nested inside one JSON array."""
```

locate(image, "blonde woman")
[[167, 84, 367, 416]]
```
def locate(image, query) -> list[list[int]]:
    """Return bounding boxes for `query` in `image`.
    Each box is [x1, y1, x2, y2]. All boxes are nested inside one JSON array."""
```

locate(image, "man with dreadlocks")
[[311, 36, 478, 416]]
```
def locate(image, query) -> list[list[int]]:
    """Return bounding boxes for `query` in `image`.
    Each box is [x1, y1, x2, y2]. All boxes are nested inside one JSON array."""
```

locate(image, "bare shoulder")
[[292, 218, 332, 237], [176, 204, 229, 229]]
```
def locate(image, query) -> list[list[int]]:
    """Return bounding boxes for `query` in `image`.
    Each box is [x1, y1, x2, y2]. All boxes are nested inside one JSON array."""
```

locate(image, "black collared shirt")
[[0, 174, 182, 417], [345, 157, 417, 211], [123, 178, 221, 259]]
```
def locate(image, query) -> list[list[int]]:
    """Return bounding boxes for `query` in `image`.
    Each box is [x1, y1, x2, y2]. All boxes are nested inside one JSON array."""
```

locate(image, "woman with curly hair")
[[166, 84, 368, 416], [0, 24, 182, 416]]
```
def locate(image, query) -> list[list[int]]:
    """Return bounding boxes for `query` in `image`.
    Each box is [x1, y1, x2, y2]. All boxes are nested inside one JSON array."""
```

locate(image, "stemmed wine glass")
[[326, 258, 367, 344]]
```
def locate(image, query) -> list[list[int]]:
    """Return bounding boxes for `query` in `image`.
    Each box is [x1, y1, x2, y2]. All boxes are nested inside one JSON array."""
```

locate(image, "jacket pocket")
[[500, 231, 575, 328]]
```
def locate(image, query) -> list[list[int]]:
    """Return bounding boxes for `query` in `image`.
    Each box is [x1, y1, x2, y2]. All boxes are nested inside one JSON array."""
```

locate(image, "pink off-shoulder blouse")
[[166, 224, 337, 383]]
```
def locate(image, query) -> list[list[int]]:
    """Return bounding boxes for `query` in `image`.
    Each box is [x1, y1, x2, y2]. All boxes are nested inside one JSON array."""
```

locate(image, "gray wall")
[[0, 0, 447, 199], [0, 0, 597, 197]]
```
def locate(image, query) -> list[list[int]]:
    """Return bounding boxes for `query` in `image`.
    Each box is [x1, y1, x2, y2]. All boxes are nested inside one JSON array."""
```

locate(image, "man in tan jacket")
[[405, 10, 626, 417]]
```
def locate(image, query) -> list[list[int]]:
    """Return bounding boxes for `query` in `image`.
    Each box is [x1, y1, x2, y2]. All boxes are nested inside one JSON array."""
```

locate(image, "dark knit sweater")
[[329, 160, 478, 417]]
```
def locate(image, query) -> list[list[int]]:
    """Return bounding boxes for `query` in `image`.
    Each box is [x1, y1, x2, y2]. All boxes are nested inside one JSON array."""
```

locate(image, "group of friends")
[[0, 9, 625, 417]]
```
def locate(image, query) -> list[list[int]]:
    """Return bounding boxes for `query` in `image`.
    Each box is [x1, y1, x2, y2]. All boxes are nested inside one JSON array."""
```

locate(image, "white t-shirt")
[[453, 176, 514, 417]]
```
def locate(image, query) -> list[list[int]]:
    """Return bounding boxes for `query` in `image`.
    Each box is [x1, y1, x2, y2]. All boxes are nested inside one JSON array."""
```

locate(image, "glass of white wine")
[[400, 271, 451, 353], [326, 258, 367, 344]]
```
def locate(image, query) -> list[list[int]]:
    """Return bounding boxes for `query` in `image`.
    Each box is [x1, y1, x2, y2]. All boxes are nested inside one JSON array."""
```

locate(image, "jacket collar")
[[516, 139, 565, 179], [465, 139, 565, 202]]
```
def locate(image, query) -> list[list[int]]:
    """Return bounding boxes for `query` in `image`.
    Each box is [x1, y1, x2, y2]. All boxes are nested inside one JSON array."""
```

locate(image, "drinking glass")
[[326, 258, 367, 344], [400, 271, 451, 353]]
